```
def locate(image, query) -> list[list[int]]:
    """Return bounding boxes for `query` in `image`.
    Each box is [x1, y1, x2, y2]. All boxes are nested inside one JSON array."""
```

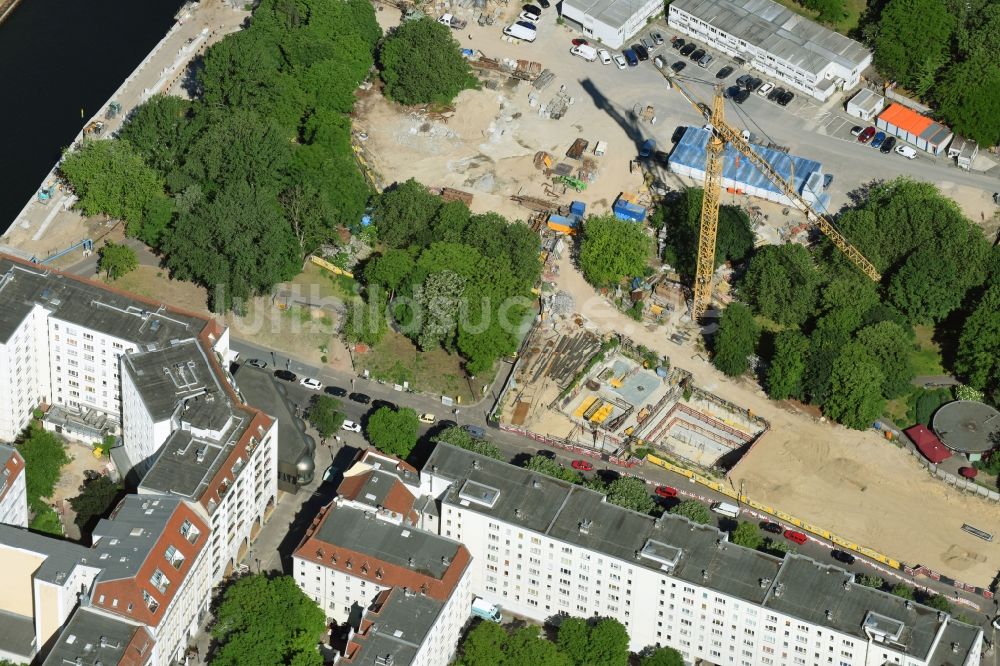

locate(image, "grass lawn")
[[287, 263, 359, 303], [769, 0, 867, 35], [103, 265, 210, 314], [359, 330, 489, 404], [909, 325, 946, 376], [882, 397, 909, 423]]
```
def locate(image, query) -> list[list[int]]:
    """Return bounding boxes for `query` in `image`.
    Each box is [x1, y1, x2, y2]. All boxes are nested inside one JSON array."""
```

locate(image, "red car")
[[571, 459, 593, 471], [857, 126, 877, 144], [572, 38, 588, 46], [655, 485, 678, 498], [783, 529, 808, 545], [959, 466, 978, 479]]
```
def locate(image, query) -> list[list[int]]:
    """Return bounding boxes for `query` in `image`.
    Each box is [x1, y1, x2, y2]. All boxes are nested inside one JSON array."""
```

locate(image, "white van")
[[503, 21, 537, 42], [894, 144, 917, 159], [711, 501, 740, 518], [571, 44, 598, 62]]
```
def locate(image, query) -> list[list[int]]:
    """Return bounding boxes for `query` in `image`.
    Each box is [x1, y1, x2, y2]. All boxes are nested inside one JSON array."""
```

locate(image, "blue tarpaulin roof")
[[668, 126, 827, 205]]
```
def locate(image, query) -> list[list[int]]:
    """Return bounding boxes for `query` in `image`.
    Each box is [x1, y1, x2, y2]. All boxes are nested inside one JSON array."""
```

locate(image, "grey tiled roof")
[[91, 496, 184, 583], [347, 588, 445, 666], [669, 0, 870, 76], [0, 523, 92, 584], [41, 606, 150, 666]]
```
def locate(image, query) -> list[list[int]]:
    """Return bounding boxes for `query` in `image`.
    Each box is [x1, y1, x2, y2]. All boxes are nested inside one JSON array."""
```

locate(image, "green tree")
[[18, 425, 70, 516], [118, 94, 203, 177], [739, 244, 820, 326], [669, 499, 712, 524], [505, 626, 571, 666], [308, 395, 346, 438], [766, 330, 810, 400], [955, 286, 1000, 395], [557, 617, 591, 666], [887, 244, 988, 324], [414, 270, 467, 350], [364, 249, 415, 297], [799, 0, 847, 22], [855, 574, 884, 589], [823, 343, 885, 430], [342, 286, 389, 347], [380, 18, 478, 105], [457, 621, 507, 666], [890, 583, 916, 600], [30, 507, 63, 536], [730, 521, 764, 549], [436, 427, 504, 459], [60, 139, 168, 242], [856, 321, 914, 398], [586, 618, 630, 666], [365, 407, 420, 458], [371, 179, 442, 248], [712, 303, 760, 377], [524, 455, 582, 484], [604, 477, 656, 514], [640, 647, 685, 666], [874, 0, 955, 89], [657, 188, 754, 277], [923, 593, 952, 612], [69, 475, 124, 540], [98, 242, 138, 280], [211, 574, 325, 666], [579, 215, 653, 287]]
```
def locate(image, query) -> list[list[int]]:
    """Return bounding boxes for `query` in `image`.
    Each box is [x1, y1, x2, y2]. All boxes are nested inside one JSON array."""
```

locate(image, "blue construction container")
[[569, 200, 586, 217], [612, 199, 646, 222]]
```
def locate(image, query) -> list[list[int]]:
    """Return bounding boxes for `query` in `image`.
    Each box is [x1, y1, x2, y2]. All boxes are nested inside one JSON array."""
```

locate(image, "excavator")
[[665, 76, 881, 319]]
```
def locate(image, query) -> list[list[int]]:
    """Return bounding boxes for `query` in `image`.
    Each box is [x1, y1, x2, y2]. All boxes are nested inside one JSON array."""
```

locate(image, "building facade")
[[667, 0, 872, 101], [419, 444, 982, 666], [0, 444, 28, 528], [561, 0, 662, 49]]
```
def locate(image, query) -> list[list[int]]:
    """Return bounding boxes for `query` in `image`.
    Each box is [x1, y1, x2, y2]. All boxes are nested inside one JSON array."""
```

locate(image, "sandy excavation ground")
[[547, 252, 1000, 584]]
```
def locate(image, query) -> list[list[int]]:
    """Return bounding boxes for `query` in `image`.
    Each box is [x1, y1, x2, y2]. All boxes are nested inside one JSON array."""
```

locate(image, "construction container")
[[569, 201, 587, 216], [547, 214, 579, 234], [612, 199, 647, 223]]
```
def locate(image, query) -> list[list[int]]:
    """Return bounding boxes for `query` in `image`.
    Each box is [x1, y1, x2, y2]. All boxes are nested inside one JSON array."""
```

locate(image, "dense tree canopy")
[[579, 215, 653, 287], [457, 622, 570, 666], [17, 425, 70, 516], [656, 188, 754, 278], [380, 18, 478, 106], [211, 574, 325, 666], [524, 454, 583, 484], [730, 521, 764, 549], [765, 330, 810, 401], [365, 407, 420, 459], [823, 343, 885, 430], [712, 303, 760, 377], [955, 285, 1000, 398], [739, 244, 820, 326], [69, 475, 125, 541], [669, 499, 712, 524], [307, 395, 346, 438], [604, 477, 656, 514], [436, 427, 504, 459]]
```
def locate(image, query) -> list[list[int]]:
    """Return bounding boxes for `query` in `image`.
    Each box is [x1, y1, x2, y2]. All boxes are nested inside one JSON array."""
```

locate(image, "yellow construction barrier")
[[645, 453, 901, 569], [311, 256, 354, 279]]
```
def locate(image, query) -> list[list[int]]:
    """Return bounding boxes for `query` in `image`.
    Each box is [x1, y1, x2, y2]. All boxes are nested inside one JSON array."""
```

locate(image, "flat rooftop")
[[669, 0, 871, 76], [0, 257, 204, 345], [933, 401, 1000, 454], [0, 523, 92, 585], [0, 608, 35, 662], [563, 0, 652, 31], [346, 588, 444, 666], [41, 607, 152, 666]]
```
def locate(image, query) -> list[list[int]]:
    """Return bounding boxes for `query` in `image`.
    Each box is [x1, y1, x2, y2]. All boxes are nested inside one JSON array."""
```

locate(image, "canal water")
[[0, 0, 182, 227]]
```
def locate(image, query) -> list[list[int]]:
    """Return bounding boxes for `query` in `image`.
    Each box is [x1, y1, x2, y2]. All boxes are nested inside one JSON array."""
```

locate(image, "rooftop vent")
[[442, 556, 451, 566], [843, 580, 850, 590], [952, 643, 961, 654], [532, 479, 541, 489], [579, 519, 592, 534], [514, 508, 523, 519], [375, 653, 395, 666], [773, 583, 784, 598], [407, 557, 414, 568], [904, 600, 912, 610], [473, 460, 480, 470], [701, 569, 709, 581], [150, 320, 161, 333], [825, 610, 833, 620], [759, 577, 771, 589]]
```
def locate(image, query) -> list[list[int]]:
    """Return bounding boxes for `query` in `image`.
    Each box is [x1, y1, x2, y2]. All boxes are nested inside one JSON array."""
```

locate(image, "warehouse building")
[[876, 103, 953, 156], [846, 88, 885, 122], [667, 126, 828, 209], [667, 0, 872, 101], [561, 0, 662, 49]]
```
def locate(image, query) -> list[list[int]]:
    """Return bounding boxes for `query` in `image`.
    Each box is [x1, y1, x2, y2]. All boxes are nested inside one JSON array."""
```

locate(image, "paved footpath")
[[2, 0, 248, 248]]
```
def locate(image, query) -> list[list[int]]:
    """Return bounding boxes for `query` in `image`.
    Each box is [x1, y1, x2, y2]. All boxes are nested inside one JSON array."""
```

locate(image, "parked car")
[[767, 87, 783, 102], [518, 6, 540, 21], [760, 521, 783, 534], [670, 60, 686, 73], [870, 131, 886, 149], [895, 144, 917, 159], [623, 48, 639, 67], [654, 485, 678, 498], [679, 43, 697, 57], [462, 424, 486, 439], [571, 38, 588, 45], [736, 74, 752, 88], [640, 36, 655, 51], [300, 377, 323, 390], [571, 459, 594, 471], [349, 392, 371, 404], [746, 77, 763, 91], [613, 54, 627, 69], [672, 37, 685, 50], [598, 48, 612, 64], [418, 412, 437, 424], [274, 369, 297, 382], [632, 44, 649, 61], [439, 420, 458, 429], [716, 65, 734, 79], [537, 0, 550, 8], [671, 126, 687, 143], [245, 358, 267, 369], [651, 31, 664, 45], [372, 399, 397, 411], [880, 136, 896, 154], [783, 529, 808, 545], [689, 48, 705, 61], [777, 90, 794, 106], [732, 88, 750, 104], [698, 53, 713, 68], [823, 173, 833, 189], [653, 55, 665, 68], [325, 386, 347, 397], [831, 550, 856, 565], [341, 420, 362, 433], [503, 21, 537, 42], [570, 44, 598, 61], [537, 449, 556, 459], [757, 82, 774, 97], [850, 125, 864, 136], [639, 138, 656, 157], [857, 126, 877, 144]]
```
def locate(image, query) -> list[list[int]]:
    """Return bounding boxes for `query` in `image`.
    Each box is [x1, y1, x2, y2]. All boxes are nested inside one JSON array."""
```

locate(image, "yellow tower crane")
[[670, 81, 881, 319]]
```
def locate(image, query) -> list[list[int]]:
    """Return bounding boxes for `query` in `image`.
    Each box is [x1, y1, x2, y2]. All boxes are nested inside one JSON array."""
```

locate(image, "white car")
[[613, 54, 627, 69], [653, 55, 665, 68], [570, 44, 598, 62], [757, 82, 774, 97], [894, 144, 917, 159], [341, 420, 362, 433], [300, 377, 323, 390], [597, 49, 612, 65], [418, 412, 437, 424], [518, 9, 539, 22]]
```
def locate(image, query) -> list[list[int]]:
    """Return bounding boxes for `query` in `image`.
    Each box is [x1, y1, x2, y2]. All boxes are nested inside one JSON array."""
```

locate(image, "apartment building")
[[0, 444, 27, 528], [41, 606, 154, 666], [666, 0, 872, 101], [419, 444, 982, 666]]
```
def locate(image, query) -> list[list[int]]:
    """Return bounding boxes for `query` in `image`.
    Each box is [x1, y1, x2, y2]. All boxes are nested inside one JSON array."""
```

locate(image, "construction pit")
[[499, 316, 767, 470]]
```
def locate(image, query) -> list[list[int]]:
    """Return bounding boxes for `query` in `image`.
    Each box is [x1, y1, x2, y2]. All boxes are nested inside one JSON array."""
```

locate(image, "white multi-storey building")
[[420, 444, 983, 666], [0, 445, 28, 528], [667, 0, 872, 101]]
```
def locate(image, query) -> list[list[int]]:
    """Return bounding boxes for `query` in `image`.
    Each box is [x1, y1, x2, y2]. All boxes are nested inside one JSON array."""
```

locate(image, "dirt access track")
[[549, 253, 1000, 585]]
